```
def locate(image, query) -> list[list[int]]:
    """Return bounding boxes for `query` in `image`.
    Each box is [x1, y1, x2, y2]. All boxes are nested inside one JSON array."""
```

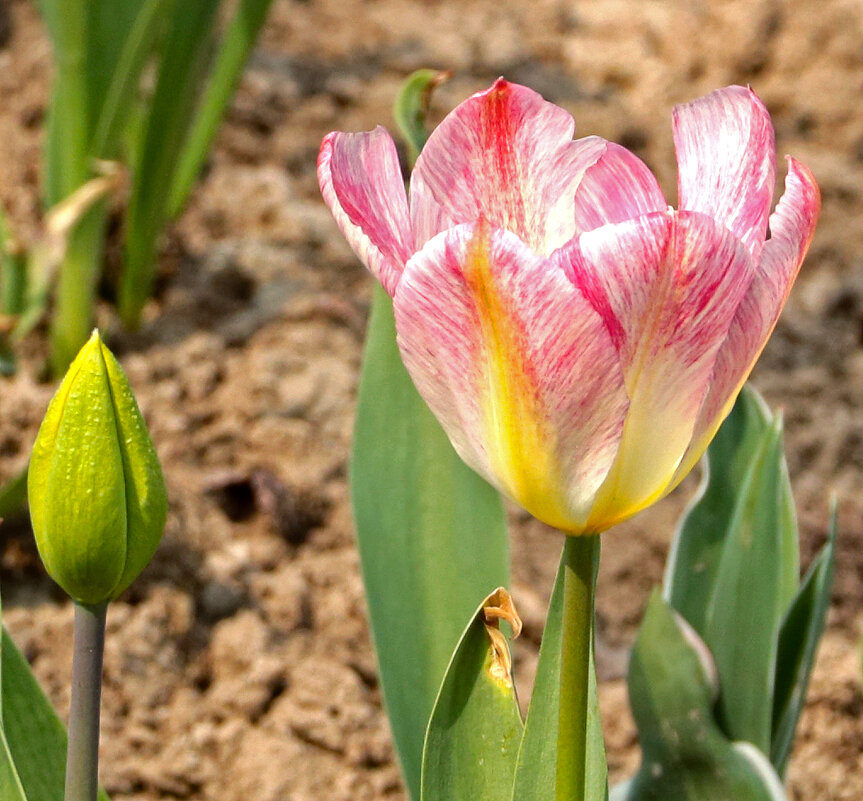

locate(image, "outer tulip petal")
[[674, 85, 775, 262], [669, 157, 821, 489], [393, 222, 629, 532], [318, 128, 413, 295], [409, 79, 606, 254], [571, 142, 666, 234], [560, 210, 755, 530]]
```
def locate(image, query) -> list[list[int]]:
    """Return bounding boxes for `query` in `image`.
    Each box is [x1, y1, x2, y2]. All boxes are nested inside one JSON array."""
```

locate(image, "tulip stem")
[[65, 601, 108, 801], [556, 533, 600, 801]]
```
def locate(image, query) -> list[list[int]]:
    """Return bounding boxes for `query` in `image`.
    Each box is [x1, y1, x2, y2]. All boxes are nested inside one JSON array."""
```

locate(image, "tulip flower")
[[319, 79, 819, 535]]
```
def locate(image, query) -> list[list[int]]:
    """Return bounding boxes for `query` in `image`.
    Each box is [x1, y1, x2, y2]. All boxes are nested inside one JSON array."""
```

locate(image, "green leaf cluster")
[[31, 0, 276, 373], [616, 386, 836, 800]]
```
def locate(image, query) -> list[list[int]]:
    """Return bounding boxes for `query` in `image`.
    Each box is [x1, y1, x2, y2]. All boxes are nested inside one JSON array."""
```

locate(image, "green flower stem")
[[556, 533, 600, 801], [64, 602, 108, 801]]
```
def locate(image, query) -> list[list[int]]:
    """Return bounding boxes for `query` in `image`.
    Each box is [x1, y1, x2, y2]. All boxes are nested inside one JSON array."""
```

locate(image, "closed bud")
[[28, 330, 167, 605]]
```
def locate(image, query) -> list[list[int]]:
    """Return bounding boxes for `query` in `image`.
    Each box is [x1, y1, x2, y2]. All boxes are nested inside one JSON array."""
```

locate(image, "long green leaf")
[[770, 504, 836, 774], [664, 386, 799, 634], [119, 0, 221, 328], [168, 0, 275, 218], [618, 592, 787, 801], [351, 286, 509, 801], [512, 537, 607, 801], [0, 595, 28, 801], [421, 589, 523, 801], [703, 416, 790, 751]]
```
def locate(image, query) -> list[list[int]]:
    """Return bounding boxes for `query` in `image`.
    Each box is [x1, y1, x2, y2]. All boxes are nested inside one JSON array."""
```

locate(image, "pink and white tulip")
[[319, 79, 820, 534]]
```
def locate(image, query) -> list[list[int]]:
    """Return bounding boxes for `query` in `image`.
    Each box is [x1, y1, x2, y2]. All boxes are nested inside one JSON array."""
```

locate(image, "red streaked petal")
[[318, 128, 413, 295], [559, 210, 755, 529], [409, 78, 606, 254], [393, 222, 628, 532], [669, 156, 821, 488], [674, 85, 775, 262], [572, 142, 666, 234]]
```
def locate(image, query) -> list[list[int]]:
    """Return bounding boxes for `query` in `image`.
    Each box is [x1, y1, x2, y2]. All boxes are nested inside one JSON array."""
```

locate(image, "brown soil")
[[1, 0, 862, 798]]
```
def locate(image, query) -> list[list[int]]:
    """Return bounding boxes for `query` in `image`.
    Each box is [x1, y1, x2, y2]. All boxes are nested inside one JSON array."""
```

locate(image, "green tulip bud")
[[28, 330, 167, 605]]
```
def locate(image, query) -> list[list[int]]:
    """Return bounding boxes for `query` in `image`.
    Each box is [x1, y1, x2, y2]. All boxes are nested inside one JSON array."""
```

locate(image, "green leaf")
[[0, 468, 28, 521], [770, 503, 837, 774], [0, 596, 29, 801], [90, 0, 177, 159], [393, 69, 450, 166], [703, 415, 793, 751], [512, 536, 607, 801], [665, 386, 798, 634], [119, 0, 221, 328], [618, 592, 787, 801], [421, 589, 523, 801], [168, 0, 276, 218], [351, 286, 509, 801]]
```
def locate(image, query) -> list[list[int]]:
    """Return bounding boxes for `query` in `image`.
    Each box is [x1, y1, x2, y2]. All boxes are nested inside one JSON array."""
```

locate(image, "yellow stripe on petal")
[[464, 226, 574, 530]]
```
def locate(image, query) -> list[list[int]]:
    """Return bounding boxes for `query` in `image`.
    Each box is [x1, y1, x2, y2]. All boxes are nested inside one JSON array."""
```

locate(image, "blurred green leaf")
[[394, 69, 450, 166], [703, 415, 790, 751], [0, 468, 27, 521], [771, 503, 836, 774], [618, 592, 787, 801], [351, 286, 509, 801], [665, 386, 798, 634], [169, 0, 276, 218], [91, 0, 175, 159], [512, 536, 607, 801], [119, 0, 221, 328], [421, 589, 523, 801]]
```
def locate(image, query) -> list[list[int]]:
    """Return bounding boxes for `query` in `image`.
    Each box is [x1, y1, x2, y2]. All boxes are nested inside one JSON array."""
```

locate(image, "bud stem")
[[64, 601, 108, 801], [555, 533, 600, 801]]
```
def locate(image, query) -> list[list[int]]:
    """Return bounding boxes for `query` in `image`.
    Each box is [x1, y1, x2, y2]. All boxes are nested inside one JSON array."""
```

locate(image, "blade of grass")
[[168, 0, 275, 218], [118, 0, 221, 328]]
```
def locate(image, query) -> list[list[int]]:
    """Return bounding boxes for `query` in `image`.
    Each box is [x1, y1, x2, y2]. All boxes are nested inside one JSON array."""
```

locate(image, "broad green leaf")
[[168, 0, 276, 218], [512, 536, 607, 801], [619, 592, 787, 801], [704, 416, 790, 752], [770, 504, 836, 774], [665, 386, 798, 634], [1, 616, 111, 801], [394, 69, 450, 166], [421, 589, 523, 801], [119, 0, 221, 328], [351, 286, 509, 801], [0, 595, 28, 801]]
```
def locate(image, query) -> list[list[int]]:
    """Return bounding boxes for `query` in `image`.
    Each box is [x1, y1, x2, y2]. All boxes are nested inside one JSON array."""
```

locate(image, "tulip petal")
[[674, 85, 775, 262], [572, 142, 666, 234], [318, 127, 413, 295], [409, 78, 606, 254], [560, 210, 755, 530], [669, 157, 821, 488], [393, 222, 628, 532]]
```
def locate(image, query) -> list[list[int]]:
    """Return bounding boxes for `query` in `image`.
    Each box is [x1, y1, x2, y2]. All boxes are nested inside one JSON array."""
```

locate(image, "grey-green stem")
[[65, 601, 108, 801], [556, 534, 600, 801]]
